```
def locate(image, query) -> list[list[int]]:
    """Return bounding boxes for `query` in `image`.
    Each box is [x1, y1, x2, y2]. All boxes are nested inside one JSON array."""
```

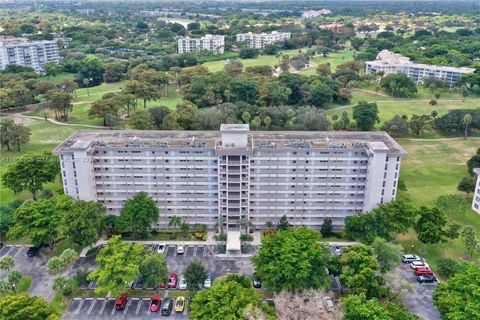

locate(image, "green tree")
[[117, 192, 159, 239], [0, 293, 58, 320], [47, 256, 66, 276], [169, 215, 182, 230], [340, 245, 382, 298], [457, 176, 476, 199], [0, 118, 31, 151], [433, 264, 480, 319], [62, 200, 105, 248], [415, 207, 459, 245], [320, 217, 333, 238], [466, 148, 480, 176], [462, 226, 477, 258], [0, 201, 21, 243], [44, 89, 73, 121], [343, 294, 418, 320], [372, 237, 404, 273], [409, 114, 431, 136], [190, 280, 259, 320], [8, 270, 22, 293], [252, 227, 331, 292], [0, 255, 14, 272], [380, 74, 417, 97], [2, 151, 59, 200], [52, 276, 69, 303], [345, 201, 418, 243], [184, 260, 208, 292], [180, 222, 190, 237], [59, 248, 77, 271], [88, 96, 121, 127], [129, 109, 155, 130], [276, 214, 290, 231], [352, 102, 380, 131], [9, 195, 72, 246], [87, 235, 145, 295], [103, 62, 125, 83], [140, 252, 168, 288], [309, 81, 335, 108], [463, 114, 473, 139], [295, 106, 330, 131]]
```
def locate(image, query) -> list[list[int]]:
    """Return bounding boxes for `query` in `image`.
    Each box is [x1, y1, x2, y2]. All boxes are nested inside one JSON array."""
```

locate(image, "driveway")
[[396, 263, 441, 320]]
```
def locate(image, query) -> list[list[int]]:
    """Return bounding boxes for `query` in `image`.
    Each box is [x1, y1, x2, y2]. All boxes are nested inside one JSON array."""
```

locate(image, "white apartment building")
[[366, 50, 475, 87], [236, 31, 291, 49], [0, 38, 60, 75], [177, 34, 225, 54], [302, 9, 332, 19], [54, 125, 406, 231], [472, 169, 480, 214]]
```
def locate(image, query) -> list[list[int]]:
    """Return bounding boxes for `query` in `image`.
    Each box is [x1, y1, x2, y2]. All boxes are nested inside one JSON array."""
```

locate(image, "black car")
[[253, 273, 261, 288], [416, 274, 437, 283], [26, 245, 41, 257], [161, 298, 173, 316]]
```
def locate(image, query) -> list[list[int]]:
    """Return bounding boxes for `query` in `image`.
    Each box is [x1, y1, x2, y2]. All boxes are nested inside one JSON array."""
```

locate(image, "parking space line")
[[123, 298, 132, 315], [75, 299, 84, 314], [135, 298, 143, 315], [110, 299, 117, 315], [193, 246, 197, 256], [86, 298, 95, 315], [99, 298, 108, 315], [174, 246, 177, 257], [4, 246, 15, 256], [14, 247, 24, 257]]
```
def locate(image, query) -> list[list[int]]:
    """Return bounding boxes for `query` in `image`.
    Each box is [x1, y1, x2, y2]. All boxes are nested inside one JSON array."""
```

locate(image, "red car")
[[415, 267, 433, 276], [168, 273, 178, 288], [150, 296, 161, 312], [115, 294, 127, 310], [158, 281, 166, 289]]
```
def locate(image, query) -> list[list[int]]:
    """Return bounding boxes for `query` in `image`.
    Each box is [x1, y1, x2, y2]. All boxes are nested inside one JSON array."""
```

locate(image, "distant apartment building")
[[54, 125, 406, 231], [0, 38, 60, 75], [473, 169, 480, 214], [302, 9, 332, 19], [178, 34, 225, 54], [236, 31, 291, 49], [366, 50, 475, 87]]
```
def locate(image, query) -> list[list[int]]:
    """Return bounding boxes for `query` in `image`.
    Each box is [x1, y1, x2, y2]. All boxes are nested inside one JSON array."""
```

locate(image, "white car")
[[332, 246, 343, 256], [410, 260, 429, 269], [402, 254, 420, 263], [179, 276, 187, 290], [177, 245, 185, 254], [204, 274, 212, 289], [157, 244, 166, 254]]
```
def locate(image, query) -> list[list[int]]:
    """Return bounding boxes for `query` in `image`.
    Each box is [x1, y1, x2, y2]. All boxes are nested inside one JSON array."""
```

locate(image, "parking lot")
[[397, 260, 441, 320], [62, 297, 188, 320]]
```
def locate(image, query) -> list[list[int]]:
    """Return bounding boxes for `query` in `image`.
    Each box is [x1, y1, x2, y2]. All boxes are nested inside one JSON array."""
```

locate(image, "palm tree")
[[265, 221, 274, 230], [8, 270, 22, 293], [463, 114, 473, 139], [239, 218, 250, 234], [215, 216, 226, 234], [168, 215, 182, 230], [0, 255, 14, 272]]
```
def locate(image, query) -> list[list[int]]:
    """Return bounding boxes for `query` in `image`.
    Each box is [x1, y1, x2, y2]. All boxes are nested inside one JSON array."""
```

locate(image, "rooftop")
[[54, 129, 407, 156]]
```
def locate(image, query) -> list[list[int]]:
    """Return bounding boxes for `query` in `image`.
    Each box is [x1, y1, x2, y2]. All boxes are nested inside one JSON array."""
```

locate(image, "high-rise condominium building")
[[177, 34, 225, 54], [0, 38, 60, 75], [236, 31, 291, 49], [472, 169, 480, 214], [54, 125, 406, 231], [301, 9, 332, 19], [366, 50, 475, 87]]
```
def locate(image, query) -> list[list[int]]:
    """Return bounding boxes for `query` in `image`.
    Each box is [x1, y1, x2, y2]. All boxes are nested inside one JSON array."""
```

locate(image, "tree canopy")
[[117, 192, 159, 239], [62, 200, 105, 247], [252, 227, 331, 292], [0, 293, 59, 320]]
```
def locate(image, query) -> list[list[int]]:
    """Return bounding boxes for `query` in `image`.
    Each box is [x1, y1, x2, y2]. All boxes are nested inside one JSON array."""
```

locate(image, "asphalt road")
[[396, 262, 441, 320]]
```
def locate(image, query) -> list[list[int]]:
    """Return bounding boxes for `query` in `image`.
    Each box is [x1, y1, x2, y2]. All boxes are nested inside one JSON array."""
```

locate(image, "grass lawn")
[[0, 119, 100, 204], [298, 50, 355, 76], [394, 139, 480, 271], [327, 86, 480, 132], [18, 275, 33, 293], [38, 73, 75, 83]]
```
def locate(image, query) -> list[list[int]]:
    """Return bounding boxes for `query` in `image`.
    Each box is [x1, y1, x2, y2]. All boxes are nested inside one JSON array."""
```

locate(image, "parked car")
[[161, 298, 173, 316], [158, 279, 166, 289], [416, 274, 437, 283], [332, 246, 343, 256], [179, 275, 187, 290], [168, 273, 178, 288], [157, 244, 166, 254], [252, 273, 262, 288], [177, 245, 185, 254], [204, 274, 212, 289], [402, 254, 421, 263], [175, 296, 186, 313], [150, 296, 161, 312], [410, 260, 429, 269], [115, 294, 128, 310], [27, 245, 41, 257], [415, 267, 433, 276]]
